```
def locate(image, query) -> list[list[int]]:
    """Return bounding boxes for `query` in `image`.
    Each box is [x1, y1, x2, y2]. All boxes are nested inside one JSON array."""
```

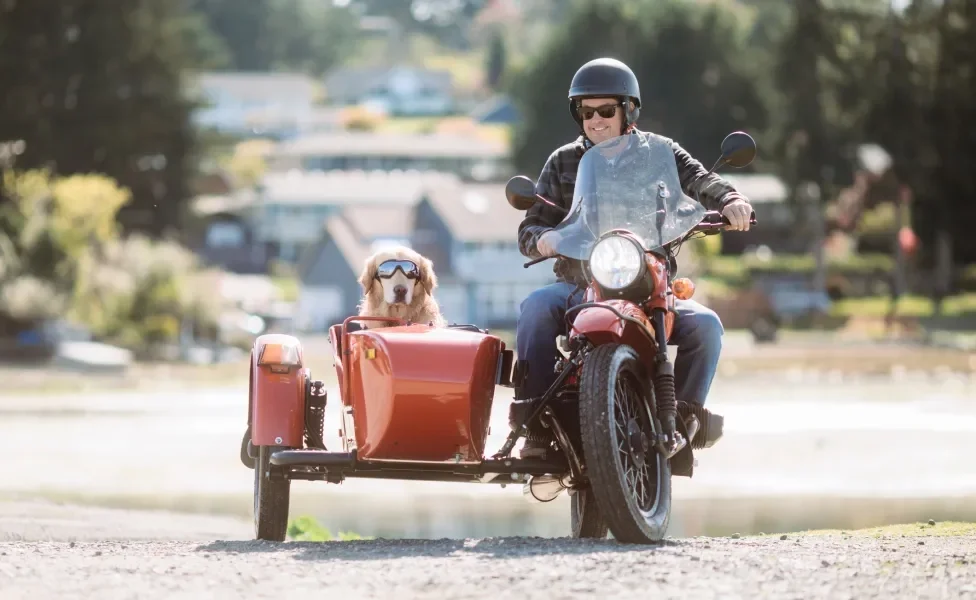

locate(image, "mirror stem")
[[707, 156, 724, 176], [537, 195, 568, 215]]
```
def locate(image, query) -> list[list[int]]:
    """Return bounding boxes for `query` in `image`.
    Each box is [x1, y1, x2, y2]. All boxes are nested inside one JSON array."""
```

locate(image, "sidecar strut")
[[268, 448, 572, 485]]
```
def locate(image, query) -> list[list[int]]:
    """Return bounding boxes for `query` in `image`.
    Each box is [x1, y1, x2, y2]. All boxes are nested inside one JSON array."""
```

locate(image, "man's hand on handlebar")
[[721, 196, 753, 232]]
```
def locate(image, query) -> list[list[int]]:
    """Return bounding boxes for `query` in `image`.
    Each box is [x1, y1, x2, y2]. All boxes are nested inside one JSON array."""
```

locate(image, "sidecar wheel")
[[570, 487, 609, 539], [579, 343, 672, 544], [253, 445, 290, 541]]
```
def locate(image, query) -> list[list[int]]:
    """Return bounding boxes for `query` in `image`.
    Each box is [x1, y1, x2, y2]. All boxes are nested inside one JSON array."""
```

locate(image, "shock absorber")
[[650, 309, 678, 444], [304, 379, 327, 450]]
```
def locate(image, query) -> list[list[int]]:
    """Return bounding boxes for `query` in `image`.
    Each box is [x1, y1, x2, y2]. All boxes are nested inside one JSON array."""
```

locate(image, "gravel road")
[[1, 506, 974, 600]]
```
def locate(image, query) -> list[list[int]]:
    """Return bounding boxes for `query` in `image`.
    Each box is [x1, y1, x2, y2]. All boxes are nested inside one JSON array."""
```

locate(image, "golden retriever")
[[357, 246, 446, 329]]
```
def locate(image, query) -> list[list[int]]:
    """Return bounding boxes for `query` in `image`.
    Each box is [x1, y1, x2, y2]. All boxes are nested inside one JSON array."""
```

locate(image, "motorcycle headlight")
[[589, 235, 644, 290]]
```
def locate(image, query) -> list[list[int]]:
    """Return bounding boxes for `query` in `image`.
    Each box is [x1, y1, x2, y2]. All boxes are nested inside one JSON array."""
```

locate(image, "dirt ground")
[[1, 334, 974, 598], [0, 503, 974, 600]]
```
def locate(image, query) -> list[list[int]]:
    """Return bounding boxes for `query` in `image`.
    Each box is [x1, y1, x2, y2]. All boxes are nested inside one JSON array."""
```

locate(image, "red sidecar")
[[242, 316, 572, 542]]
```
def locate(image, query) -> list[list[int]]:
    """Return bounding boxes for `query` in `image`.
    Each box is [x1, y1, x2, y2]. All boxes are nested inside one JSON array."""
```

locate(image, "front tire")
[[253, 445, 290, 541], [579, 343, 672, 543]]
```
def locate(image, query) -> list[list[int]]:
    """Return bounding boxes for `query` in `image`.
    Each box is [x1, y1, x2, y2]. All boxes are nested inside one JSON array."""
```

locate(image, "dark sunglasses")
[[375, 259, 419, 280], [579, 103, 623, 120]]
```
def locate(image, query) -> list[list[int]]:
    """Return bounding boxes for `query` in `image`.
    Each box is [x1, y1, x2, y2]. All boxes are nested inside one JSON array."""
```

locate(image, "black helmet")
[[568, 57, 641, 130]]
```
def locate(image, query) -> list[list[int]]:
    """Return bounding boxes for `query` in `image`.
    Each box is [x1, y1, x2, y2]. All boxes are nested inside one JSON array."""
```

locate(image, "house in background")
[[323, 66, 455, 117], [187, 188, 268, 274], [294, 175, 555, 331], [413, 181, 556, 328], [189, 170, 454, 273], [469, 95, 521, 126], [295, 204, 416, 331], [190, 72, 322, 139], [266, 130, 513, 182]]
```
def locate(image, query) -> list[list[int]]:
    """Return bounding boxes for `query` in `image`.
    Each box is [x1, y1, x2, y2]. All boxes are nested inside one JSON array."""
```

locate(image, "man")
[[513, 57, 754, 459]]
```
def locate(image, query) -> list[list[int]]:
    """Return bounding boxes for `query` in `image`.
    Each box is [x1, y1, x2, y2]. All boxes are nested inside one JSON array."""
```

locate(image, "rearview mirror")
[[720, 131, 756, 169], [505, 175, 538, 211]]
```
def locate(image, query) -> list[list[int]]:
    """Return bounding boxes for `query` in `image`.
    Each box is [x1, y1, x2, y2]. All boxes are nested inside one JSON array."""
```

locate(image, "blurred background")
[[1, 0, 975, 541]]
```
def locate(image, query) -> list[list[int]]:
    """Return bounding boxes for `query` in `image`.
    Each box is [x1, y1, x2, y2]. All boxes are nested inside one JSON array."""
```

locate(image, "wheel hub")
[[626, 418, 647, 469]]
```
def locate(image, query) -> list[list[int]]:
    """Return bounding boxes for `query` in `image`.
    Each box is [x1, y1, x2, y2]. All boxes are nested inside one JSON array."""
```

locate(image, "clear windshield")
[[551, 134, 707, 260]]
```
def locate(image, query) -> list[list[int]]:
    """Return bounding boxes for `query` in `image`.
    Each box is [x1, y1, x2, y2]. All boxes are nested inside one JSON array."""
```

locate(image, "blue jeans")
[[514, 281, 723, 406]]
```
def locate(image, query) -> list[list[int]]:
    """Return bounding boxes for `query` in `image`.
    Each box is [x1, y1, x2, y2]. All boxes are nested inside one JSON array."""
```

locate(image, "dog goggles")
[[579, 102, 623, 120], [375, 259, 420, 280]]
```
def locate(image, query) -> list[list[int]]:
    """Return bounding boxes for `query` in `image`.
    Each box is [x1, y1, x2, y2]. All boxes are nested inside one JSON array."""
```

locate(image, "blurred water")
[[0, 372, 974, 539]]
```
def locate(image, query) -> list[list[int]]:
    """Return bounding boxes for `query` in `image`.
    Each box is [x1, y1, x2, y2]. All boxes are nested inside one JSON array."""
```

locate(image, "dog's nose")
[[394, 284, 407, 299]]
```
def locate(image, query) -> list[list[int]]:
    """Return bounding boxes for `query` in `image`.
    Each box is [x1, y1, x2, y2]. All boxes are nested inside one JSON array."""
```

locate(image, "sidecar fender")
[[250, 334, 308, 448]]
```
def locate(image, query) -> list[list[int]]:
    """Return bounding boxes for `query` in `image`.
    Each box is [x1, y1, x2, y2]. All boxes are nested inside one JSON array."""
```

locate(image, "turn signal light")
[[673, 278, 695, 300], [258, 342, 301, 367]]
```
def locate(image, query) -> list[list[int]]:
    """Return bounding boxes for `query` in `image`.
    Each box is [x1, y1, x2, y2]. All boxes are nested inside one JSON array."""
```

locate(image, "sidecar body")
[[244, 316, 578, 539]]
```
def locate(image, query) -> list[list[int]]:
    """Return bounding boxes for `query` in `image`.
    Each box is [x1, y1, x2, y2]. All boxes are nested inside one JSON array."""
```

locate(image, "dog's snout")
[[393, 284, 407, 299]]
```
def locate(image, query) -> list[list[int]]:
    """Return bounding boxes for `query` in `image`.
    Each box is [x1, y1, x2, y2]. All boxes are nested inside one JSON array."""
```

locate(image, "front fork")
[[649, 308, 687, 460]]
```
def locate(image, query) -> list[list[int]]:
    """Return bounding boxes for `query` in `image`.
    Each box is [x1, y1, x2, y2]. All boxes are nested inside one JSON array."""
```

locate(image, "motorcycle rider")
[[513, 57, 754, 459]]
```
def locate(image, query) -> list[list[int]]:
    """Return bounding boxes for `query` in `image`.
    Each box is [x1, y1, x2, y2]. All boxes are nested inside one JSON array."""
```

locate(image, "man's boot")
[[508, 397, 553, 460]]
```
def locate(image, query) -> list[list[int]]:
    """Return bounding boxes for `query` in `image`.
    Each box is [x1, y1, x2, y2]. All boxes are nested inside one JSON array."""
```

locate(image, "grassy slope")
[[792, 521, 976, 537]]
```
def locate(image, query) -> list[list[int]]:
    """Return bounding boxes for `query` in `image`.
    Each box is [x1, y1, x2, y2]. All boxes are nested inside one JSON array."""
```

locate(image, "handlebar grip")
[[524, 255, 551, 268]]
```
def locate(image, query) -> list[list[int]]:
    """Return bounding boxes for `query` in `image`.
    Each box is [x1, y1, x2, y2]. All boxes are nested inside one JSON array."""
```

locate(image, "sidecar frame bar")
[[269, 449, 570, 485]]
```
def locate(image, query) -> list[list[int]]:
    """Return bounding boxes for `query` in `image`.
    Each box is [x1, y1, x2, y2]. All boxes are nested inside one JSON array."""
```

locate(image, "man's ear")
[[359, 258, 377, 295], [419, 257, 437, 295]]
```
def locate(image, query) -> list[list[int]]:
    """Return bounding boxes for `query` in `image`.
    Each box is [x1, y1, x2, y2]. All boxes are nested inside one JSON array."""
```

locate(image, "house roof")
[[470, 95, 521, 124], [324, 66, 453, 101], [424, 181, 523, 243], [259, 169, 458, 206], [191, 188, 259, 216], [193, 71, 320, 102], [274, 130, 508, 159], [339, 204, 415, 240], [323, 216, 372, 279], [722, 173, 789, 204]]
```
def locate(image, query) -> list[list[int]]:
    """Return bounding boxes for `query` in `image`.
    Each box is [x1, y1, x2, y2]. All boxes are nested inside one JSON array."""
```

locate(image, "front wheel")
[[578, 343, 672, 543], [253, 445, 291, 541]]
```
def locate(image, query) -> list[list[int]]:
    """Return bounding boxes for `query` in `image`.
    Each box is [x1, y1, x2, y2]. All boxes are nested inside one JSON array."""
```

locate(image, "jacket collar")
[[573, 128, 644, 156]]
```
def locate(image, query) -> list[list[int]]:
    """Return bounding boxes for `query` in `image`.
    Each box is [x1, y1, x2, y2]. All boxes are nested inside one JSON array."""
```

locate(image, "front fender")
[[570, 300, 673, 357]]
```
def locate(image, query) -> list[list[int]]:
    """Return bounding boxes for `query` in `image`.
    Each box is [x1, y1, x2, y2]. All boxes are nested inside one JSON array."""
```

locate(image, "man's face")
[[580, 97, 624, 144]]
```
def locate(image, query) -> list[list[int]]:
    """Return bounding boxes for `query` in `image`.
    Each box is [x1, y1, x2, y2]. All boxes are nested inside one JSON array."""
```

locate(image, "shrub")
[[1, 168, 227, 353], [286, 515, 371, 542]]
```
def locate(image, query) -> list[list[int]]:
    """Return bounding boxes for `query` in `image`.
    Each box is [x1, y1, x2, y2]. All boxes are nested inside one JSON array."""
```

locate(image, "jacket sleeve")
[[670, 139, 747, 212], [517, 151, 564, 259]]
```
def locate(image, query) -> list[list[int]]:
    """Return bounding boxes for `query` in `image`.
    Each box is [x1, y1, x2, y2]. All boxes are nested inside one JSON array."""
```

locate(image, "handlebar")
[[522, 210, 757, 268], [524, 255, 551, 268], [692, 210, 757, 233]]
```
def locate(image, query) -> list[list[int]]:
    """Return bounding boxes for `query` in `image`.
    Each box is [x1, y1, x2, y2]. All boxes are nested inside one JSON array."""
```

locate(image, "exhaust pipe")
[[522, 474, 568, 503]]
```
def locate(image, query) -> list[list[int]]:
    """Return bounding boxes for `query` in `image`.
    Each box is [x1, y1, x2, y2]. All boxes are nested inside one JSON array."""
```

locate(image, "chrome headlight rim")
[[588, 233, 646, 291]]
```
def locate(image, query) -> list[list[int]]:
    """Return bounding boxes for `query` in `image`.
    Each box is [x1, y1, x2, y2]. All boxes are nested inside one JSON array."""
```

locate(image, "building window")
[[206, 221, 245, 248]]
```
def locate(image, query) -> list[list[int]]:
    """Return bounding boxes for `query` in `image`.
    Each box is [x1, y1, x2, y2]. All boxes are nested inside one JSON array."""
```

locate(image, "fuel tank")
[[344, 325, 503, 462]]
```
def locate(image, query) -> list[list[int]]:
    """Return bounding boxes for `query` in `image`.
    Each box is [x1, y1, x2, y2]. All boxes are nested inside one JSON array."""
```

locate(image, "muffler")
[[522, 474, 568, 503]]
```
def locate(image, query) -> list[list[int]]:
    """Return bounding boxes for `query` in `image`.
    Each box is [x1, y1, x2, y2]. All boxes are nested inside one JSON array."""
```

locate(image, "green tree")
[[189, 0, 359, 75], [0, 0, 202, 238], [924, 0, 976, 265], [509, 0, 769, 177]]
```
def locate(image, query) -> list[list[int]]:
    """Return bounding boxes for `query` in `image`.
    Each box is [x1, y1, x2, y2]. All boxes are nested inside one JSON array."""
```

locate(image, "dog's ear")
[[419, 256, 437, 295], [359, 257, 377, 295]]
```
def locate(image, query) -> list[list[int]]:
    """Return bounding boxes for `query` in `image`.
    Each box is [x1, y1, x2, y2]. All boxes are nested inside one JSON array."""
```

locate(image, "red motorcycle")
[[501, 131, 758, 543], [240, 131, 757, 546]]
